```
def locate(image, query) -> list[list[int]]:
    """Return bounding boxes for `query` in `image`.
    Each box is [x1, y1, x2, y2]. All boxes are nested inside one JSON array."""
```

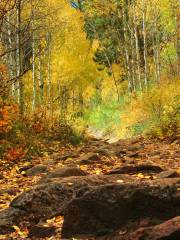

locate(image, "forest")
[[0, 0, 179, 239]]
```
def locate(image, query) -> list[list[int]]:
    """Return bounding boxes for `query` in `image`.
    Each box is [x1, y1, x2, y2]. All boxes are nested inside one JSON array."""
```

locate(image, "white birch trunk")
[[142, 0, 148, 87], [32, 17, 36, 111], [132, 2, 142, 90]]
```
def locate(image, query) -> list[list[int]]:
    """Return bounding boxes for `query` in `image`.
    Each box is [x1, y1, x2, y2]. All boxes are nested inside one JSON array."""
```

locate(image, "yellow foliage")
[[117, 79, 180, 138]]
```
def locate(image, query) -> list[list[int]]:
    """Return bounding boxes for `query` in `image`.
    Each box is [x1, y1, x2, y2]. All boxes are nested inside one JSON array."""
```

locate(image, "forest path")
[[0, 135, 179, 239]]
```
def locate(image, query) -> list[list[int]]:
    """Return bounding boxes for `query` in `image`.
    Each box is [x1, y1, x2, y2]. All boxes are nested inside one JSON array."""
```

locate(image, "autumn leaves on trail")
[[0, 136, 180, 239], [0, 1, 180, 239]]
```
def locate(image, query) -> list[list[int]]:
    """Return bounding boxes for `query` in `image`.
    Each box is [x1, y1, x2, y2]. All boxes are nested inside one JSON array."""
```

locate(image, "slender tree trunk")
[[58, 80, 61, 107], [127, 17, 136, 91], [175, 0, 180, 74], [32, 13, 36, 111], [72, 89, 75, 112], [152, 34, 158, 83], [47, 32, 52, 113], [79, 88, 84, 117], [38, 47, 44, 105], [154, 20, 160, 84], [16, 0, 24, 114], [7, 13, 15, 96], [132, 1, 142, 90], [142, 0, 148, 88], [130, 30, 136, 91], [122, 8, 132, 92]]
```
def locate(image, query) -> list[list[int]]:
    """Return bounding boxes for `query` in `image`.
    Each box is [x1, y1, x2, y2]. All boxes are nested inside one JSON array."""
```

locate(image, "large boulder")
[[0, 174, 134, 234], [62, 178, 180, 238]]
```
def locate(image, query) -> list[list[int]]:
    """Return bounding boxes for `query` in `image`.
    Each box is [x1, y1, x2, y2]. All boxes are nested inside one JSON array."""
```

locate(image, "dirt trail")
[[0, 135, 179, 239]]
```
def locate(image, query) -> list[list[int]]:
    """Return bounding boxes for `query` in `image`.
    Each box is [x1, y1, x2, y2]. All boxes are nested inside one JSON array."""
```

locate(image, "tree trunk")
[[132, 1, 142, 90], [122, 7, 132, 92], [38, 47, 44, 105], [175, 0, 180, 74], [7, 13, 15, 97], [32, 13, 36, 112], [142, 0, 148, 88], [47, 32, 52, 113], [16, 0, 24, 114]]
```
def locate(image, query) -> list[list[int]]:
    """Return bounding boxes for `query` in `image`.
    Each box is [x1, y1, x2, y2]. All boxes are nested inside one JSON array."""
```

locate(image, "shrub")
[[120, 79, 180, 139]]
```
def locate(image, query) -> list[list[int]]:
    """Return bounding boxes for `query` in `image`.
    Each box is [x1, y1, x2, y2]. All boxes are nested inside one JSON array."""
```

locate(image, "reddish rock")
[[98, 217, 180, 240], [156, 170, 180, 179], [78, 152, 101, 165], [128, 217, 180, 240], [107, 164, 163, 175], [25, 164, 48, 176], [39, 167, 87, 183], [62, 178, 179, 238], [0, 174, 134, 234]]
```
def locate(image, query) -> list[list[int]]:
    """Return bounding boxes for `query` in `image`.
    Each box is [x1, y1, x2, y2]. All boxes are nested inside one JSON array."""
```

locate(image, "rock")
[[19, 164, 34, 173], [0, 208, 25, 234], [156, 170, 180, 179], [97, 217, 180, 240], [95, 147, 113, 156], [39, 167, 87, 183], [25, 165, 48, 176], [125, 160, 135, 165], [0, 174, 134, 233], [127, 145, 143, 151], [115, 150, 127, 157], [62, 178, 180, 238], [28, 225, 57, 238], [126, 216, 180, 240], [129, 137, 144, 145], [0, 188, 18, 196], [127, 152, 139, 158], [53, 153, 79, 162], [78, 153, 101, 165], [107, 164, 163, 175]]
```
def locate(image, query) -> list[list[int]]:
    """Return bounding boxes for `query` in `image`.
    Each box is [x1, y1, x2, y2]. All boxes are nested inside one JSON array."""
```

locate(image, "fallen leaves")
[[12, 225, 29, 238], [0, 135, 179, 239], [4, 147, 28, 162]]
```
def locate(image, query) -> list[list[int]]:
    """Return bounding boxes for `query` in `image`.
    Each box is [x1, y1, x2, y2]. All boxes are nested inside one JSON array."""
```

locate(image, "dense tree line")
[[82, 0, 180, 96], [0, 0, 179, 122]]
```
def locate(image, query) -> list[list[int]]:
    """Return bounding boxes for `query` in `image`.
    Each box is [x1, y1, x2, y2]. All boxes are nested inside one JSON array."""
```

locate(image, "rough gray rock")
[[78, 153, 101, 165], [0, 174, 134, 234], [107, 164, 163, 175], [25, 164, 48, 176], [0, 208, 25, 234], [62, 178, 180, 238], [39, 167, 88, 183], [156, 170, 180, 179]]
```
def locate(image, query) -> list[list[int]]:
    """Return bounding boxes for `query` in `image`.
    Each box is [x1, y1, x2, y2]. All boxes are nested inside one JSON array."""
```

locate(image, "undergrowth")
[[0, 100, 85, 161], [85, 79, 180, 140]]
